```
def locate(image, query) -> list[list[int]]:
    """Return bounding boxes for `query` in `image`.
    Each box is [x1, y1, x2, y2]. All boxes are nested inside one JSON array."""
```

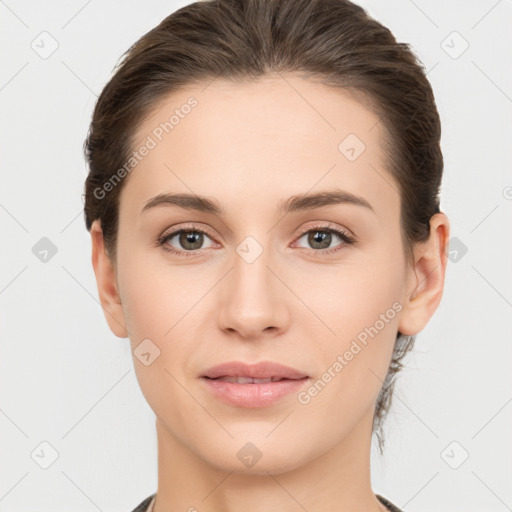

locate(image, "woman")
[[83, 0, 449, 510]]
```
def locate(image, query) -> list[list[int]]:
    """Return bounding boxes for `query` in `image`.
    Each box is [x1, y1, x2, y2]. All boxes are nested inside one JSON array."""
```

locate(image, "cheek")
[[114, 252, 194, 417], [115, 237, 188, 338], [291, 243, 406, 345], [114, 241, 206, 368], [292, 245, 405, 410]]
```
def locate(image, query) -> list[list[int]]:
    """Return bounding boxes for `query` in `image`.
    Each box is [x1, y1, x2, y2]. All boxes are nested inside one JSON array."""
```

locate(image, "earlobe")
[[398, 212, 450, 336], [90, 220, 129, 338]]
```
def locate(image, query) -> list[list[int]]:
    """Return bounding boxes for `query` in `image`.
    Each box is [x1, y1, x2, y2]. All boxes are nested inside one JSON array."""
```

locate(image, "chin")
[[196, 434, 313, 476]]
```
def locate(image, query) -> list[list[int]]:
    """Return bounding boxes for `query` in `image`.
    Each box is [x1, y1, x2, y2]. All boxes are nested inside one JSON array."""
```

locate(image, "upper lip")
[[203, 361, 308, 380]]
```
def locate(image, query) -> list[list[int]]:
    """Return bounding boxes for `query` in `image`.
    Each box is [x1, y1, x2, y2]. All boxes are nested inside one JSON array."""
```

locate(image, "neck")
[[152, 406, 387, 512]]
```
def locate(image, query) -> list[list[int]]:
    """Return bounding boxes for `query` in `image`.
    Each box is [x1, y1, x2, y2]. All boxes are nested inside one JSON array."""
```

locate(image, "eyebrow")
[[141, 188, 375, 216]]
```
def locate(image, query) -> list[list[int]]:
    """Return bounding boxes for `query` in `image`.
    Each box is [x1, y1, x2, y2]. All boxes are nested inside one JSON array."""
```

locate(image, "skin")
[[90, 73, 449, 512]]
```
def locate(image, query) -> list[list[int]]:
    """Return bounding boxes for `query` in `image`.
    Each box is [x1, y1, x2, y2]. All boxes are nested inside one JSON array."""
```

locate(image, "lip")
[[201, 361, 310, 408], [203, 361, 308, 380]]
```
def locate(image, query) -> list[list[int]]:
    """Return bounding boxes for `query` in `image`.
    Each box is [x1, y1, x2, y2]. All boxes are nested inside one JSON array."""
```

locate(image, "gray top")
[[130, 492, 404, 511]]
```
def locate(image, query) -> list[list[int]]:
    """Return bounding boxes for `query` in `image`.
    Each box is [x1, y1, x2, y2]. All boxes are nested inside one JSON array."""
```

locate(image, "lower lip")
[[201, 377, 310, 408]]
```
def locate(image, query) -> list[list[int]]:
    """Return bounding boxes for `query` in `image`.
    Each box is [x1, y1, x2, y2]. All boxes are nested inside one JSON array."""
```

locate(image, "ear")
[[398, 212, 450, 336], [90, 219, 129, 338]]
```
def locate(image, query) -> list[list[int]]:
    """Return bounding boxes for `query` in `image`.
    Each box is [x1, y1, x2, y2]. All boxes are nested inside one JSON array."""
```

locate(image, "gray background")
[[1, 0, 511, 511]]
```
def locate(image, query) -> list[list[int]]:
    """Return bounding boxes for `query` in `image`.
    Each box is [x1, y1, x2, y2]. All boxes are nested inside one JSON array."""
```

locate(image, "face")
[[91, 73, 446, 475]]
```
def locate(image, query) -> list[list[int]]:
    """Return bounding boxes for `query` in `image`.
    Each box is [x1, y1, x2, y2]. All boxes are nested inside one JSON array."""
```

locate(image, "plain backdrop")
[[1, 1, 511, 511]]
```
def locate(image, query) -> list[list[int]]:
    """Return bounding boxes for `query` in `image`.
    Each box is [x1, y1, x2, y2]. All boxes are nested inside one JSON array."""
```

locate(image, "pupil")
[[309, 230, 331, 249], [180, 231, 202, 250]]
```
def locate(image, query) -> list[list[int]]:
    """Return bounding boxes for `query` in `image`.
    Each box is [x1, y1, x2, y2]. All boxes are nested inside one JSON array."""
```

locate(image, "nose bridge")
[[232, 237, 278, 309], [217, 233, 289, 336], [234, 241, 273, 297]]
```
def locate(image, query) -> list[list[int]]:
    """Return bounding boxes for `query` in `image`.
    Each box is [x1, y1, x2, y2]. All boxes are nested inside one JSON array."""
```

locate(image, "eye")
[[294, 224, 355, 254], [157, 222, 355, 258], [158, 227, 216, 256]]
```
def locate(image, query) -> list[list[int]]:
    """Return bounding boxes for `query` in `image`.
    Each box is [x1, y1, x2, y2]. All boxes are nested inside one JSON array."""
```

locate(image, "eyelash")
[[157, 223, 356, 258]]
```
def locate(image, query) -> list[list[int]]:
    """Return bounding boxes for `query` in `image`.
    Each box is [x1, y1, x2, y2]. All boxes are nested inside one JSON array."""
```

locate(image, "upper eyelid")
[[161, 223, 216, 238], [161, 222, 350, 238], [296, 222, 353, 237]]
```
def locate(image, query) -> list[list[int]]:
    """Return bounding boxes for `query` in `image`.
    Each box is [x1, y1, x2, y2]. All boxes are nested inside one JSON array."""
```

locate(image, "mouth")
[[200, 361, 310, 408]]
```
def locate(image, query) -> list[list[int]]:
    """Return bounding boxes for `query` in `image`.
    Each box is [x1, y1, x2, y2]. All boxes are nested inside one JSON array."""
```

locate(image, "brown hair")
[[83, 0, 443, 453]]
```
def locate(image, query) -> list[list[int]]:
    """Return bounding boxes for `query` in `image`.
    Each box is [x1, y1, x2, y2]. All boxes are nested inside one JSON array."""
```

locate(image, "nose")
[[216, 248, 291, 340]]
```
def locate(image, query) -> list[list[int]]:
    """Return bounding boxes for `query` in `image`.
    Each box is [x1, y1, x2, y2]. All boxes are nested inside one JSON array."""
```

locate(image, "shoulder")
[[130, 493, 156, 512], [376, 494, 405, 512]]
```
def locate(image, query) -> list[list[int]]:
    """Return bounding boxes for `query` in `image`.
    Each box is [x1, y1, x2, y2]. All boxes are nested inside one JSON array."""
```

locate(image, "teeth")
[[216, 376, 284, 383]]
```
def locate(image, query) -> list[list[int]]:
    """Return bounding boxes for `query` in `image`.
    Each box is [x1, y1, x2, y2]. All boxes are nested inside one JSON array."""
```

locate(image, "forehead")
[[121, 73, 398, 221]]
